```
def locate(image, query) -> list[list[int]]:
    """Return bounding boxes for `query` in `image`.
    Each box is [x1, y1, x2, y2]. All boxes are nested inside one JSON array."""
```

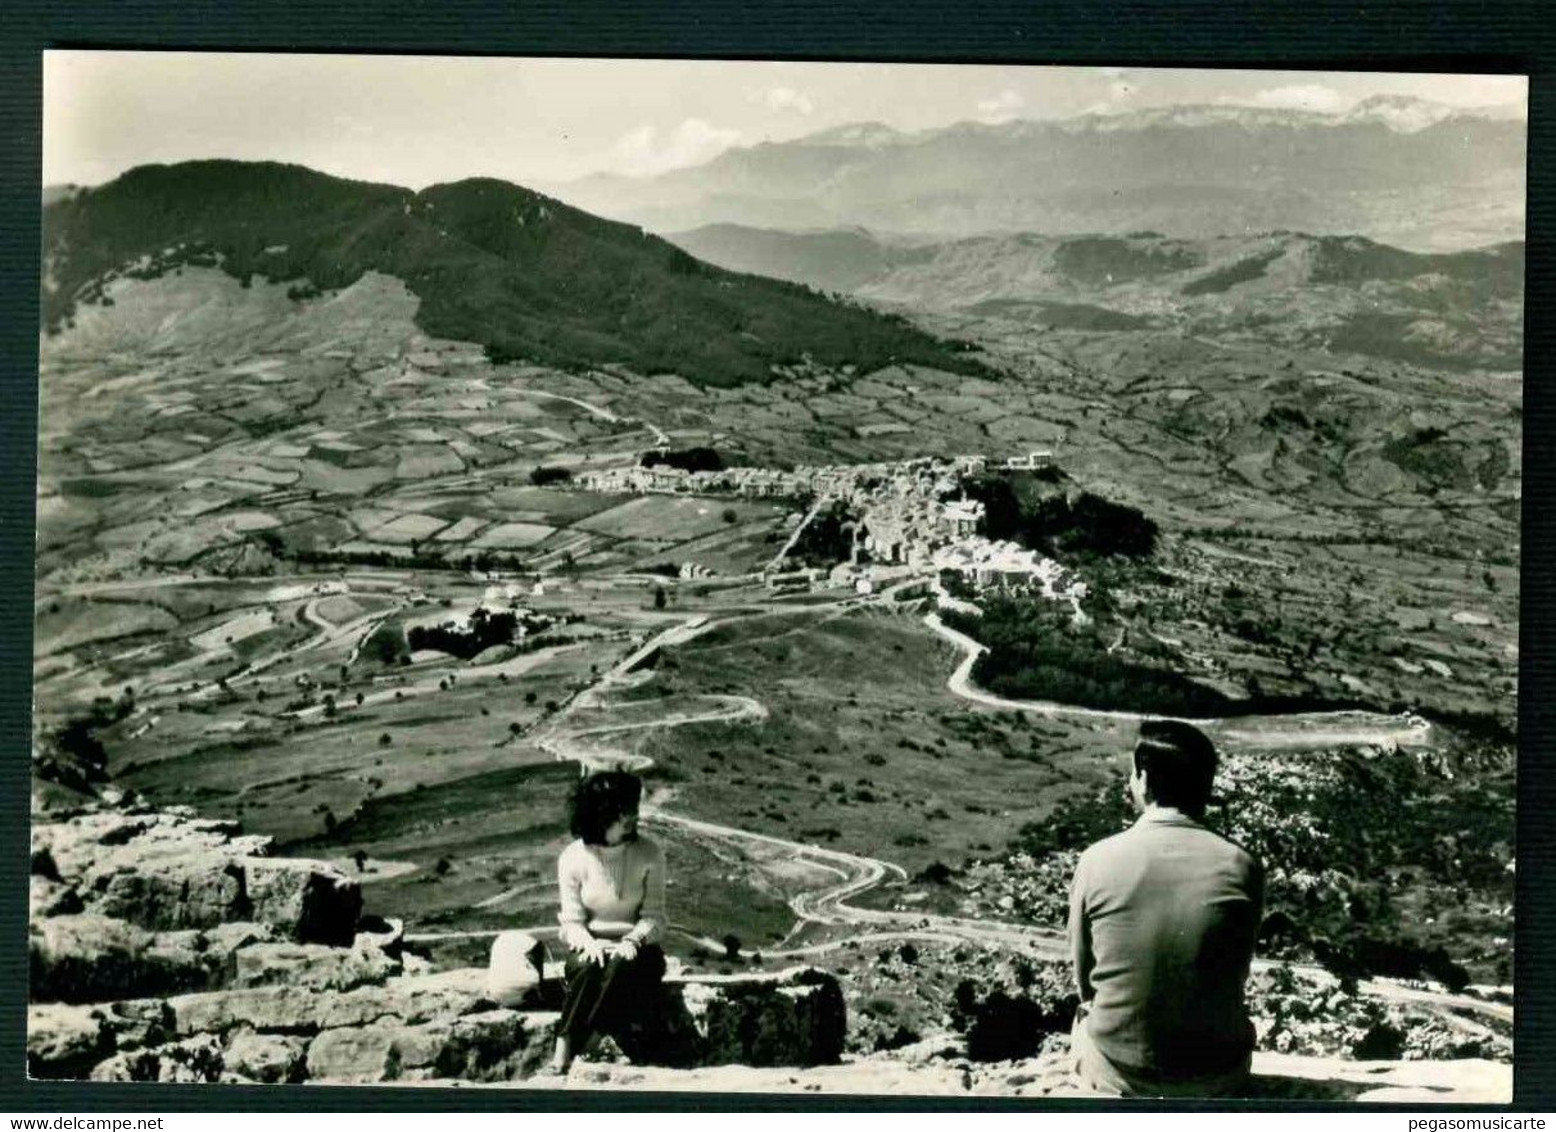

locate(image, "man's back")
[[1069, 809, 1263, 1081]]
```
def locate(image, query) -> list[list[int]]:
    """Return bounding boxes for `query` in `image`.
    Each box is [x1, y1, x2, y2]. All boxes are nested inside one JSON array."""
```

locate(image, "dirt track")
[[924, 611, 1434, 751], [496, 596, 1506, 1027]]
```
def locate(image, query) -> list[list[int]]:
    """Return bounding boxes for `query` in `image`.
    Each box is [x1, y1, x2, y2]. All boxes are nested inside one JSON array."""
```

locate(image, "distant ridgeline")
[[670, 225, 1526, 373], [41, 161, 985, 388]]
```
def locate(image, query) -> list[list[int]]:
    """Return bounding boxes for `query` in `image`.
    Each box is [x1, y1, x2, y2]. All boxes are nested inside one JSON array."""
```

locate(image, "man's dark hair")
[[569, 770, 643, 844], [1133, 720, 1217, 814]]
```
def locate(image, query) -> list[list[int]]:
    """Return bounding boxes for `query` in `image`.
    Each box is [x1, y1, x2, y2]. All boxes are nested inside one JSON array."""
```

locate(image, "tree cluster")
[[406, 607, 524, 660], [960, 472, 1157, 559], [641, 447, 724, 473]]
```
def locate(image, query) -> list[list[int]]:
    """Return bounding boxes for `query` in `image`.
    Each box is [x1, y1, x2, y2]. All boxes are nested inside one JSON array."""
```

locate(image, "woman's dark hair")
[[569, 770, 643, 844], [1133, 720, 1217, 814]]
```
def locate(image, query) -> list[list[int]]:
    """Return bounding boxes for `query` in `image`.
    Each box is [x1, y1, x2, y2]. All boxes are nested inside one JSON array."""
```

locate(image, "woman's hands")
[[571, 937, 640, 964]]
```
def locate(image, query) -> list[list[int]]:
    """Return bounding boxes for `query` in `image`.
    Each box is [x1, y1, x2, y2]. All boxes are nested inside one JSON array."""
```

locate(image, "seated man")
[[1068, 719, 1264, 1097]]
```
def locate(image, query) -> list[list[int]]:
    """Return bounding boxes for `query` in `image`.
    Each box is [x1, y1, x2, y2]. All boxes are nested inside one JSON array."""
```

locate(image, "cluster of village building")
[[575, 454, 984, 500], [579, 450, 1086, 606]]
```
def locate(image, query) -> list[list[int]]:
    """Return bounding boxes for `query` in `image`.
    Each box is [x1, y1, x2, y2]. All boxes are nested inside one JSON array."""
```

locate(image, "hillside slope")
[[41, 161, 982, 388], [666, 228, 1524, 373]]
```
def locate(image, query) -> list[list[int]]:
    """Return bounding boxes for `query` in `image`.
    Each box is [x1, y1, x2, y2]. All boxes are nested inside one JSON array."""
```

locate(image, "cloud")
[[764, 86, 814, 115], [976, 89, 1025, 123], [1244, 83, 1352, 113], [607, 118, 743, 176]]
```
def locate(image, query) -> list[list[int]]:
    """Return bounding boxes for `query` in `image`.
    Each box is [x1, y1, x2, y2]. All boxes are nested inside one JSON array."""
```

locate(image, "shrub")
[[529, 465, 572, 486], [642, 447, 724, 473]]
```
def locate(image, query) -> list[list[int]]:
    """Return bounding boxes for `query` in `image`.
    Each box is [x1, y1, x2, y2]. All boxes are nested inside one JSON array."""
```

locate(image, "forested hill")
[[41, 161, 984, 388]]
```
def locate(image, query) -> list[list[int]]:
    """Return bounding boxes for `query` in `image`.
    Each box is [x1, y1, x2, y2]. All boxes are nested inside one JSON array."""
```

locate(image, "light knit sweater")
[[556, 836, 667, 949]]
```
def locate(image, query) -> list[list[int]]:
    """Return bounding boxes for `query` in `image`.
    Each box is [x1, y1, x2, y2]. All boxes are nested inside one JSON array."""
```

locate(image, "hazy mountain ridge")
[[666, 226, 1524, 373], [547, 99, 1525, 250], [41, 161, 981, 388]]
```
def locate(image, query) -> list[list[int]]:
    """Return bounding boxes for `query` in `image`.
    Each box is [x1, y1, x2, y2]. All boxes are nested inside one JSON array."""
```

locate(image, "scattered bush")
[[529, 465, 572, 486]]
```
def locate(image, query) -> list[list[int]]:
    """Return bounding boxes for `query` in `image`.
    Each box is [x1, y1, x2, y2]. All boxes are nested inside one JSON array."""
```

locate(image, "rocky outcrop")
[[303, 1010, 556, 1084], [680, 969, 847, 1067], [243, 857, 362, 946], [32, 802, 358, 952], [29, 799, 848, 1084], [221, 1033, 309, 1084], [27, 796, 1512, 1097], [231, 941, 395, 993], [28, 914, 272, 1004], [27, 1003, 118, 1079], [28, 961, 848, 1084]]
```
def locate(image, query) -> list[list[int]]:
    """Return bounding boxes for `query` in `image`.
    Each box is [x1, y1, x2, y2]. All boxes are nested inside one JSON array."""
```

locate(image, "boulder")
[[29, 913, 274, 1003], [304, 1023, 433, 1083], [166, 968, 490, 1038], [91, 858, 245, 931], [233, 939, 399, 993], [37, 808, 271, 895], [27, 1003, 113, 1079], [88, 1035, 225, 1084], [242, 856, 362, 945], [207, 920, 275, 949], [167, 985, 326, 1038], [94, 998, 175, 1052], [155, 1034, 228, 1083], [87, 1049, 160, 1083], [147, 922, 274, 995], [30, 915, 171, 1004], [435, 1009, 558, 1082], [303, 1010, 558, 1084], [223, 1032, 309, 1084], [678, 968, 846, 1068], [354, 915, 405, 959]]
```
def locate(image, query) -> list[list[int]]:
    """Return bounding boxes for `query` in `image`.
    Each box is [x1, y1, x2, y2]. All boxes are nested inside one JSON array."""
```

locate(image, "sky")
[[43, 53, 1528, 189]]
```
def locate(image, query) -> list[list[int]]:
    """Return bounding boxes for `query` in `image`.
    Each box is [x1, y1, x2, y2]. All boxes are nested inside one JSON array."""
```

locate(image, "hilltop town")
[[578, 451, 1088, 608]]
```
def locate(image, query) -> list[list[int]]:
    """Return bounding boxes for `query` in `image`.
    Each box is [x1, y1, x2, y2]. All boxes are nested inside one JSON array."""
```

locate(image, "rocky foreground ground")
[[28, 794, 1509, 1102]]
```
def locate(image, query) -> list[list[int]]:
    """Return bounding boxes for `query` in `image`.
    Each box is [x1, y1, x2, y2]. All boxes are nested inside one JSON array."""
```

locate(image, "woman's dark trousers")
[[558, 944, 667, 1052]]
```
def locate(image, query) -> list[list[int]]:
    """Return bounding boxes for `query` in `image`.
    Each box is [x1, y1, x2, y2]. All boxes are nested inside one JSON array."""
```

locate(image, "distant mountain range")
[[667, 226, 1525, 372], [40, 161, 981, 388], [545, 97, 1526, 251]]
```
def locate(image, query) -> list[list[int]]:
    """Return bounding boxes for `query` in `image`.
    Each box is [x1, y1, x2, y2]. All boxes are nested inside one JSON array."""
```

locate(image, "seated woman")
[[549, 769, 668, 1075]]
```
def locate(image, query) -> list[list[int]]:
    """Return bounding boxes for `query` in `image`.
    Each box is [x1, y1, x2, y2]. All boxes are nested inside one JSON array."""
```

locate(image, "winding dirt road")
[[108, 565, 1497, 1030], [924, 611, 1434, 750], [490, 597, 1508, 1028]]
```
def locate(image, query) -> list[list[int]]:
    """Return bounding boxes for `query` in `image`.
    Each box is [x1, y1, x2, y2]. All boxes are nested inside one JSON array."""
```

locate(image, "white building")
[[942, 498, 986, 539]]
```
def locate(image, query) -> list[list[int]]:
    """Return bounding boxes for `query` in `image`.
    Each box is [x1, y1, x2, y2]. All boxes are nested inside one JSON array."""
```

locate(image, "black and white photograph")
[[29, 53, 1525, 1101]]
